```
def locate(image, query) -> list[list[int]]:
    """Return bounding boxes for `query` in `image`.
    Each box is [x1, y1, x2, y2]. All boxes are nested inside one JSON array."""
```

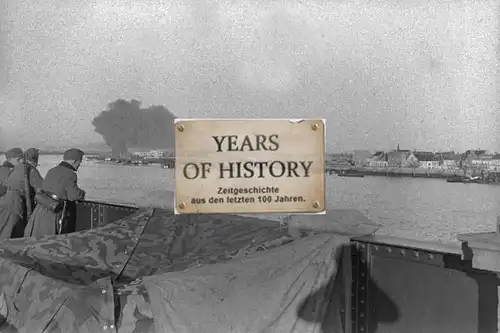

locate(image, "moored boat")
[[337, 169, 365, 177], [446, 175, 481, 184], [446, 175, 469, 183], [339, 173, 365, 177]]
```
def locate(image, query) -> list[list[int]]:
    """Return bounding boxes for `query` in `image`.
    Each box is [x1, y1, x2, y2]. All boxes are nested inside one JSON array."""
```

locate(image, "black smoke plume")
[[92, 99, 176, 156]]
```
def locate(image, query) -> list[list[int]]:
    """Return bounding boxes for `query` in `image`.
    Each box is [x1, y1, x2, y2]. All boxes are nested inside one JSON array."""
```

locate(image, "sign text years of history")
[[174, 118, 325, 214], [180, 134, 314, 180]]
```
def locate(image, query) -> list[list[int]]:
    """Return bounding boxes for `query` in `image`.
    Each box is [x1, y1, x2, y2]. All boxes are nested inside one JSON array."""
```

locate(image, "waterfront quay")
[[327, 147, 500, 182], [83, 146, 500, 183], [326, 165, 465, 179]]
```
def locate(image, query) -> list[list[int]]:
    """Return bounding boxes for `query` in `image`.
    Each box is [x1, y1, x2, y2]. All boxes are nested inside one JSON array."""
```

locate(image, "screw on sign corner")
[[311, 123, 320, 131], [178, 202, 187, 210], [177, 124, 185, 132], [312, 201, 321, 209]]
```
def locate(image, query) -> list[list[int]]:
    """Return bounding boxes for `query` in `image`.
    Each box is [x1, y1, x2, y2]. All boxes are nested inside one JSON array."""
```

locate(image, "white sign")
[[174, 119, 325, 214]]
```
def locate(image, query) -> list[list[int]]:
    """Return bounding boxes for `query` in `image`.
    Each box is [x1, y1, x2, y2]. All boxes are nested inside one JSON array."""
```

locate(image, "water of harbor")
[[38, 155, 500, 244]]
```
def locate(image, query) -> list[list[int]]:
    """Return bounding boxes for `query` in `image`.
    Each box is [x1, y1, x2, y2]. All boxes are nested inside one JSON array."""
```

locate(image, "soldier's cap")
[[63, 148, 85, 161], [24, 148, 39, 163], [5, 148, 23, 159]]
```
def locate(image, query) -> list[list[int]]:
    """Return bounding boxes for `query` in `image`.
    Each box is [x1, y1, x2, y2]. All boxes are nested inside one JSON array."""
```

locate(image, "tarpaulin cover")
[[0, 207, 379, 333], [143, 234, 349, 333]]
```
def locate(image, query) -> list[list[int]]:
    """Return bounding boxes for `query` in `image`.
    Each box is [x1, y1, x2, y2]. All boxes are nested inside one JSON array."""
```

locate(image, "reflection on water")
[[38, 155, 500, 243]]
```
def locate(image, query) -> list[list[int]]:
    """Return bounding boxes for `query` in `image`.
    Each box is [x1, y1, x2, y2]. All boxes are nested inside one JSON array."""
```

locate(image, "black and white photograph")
[[0, 0, 498, 332]]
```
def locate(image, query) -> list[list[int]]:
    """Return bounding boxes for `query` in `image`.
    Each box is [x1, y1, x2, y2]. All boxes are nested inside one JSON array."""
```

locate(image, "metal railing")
[[75, 200, 138, 230], [347, 235, 499, 333]]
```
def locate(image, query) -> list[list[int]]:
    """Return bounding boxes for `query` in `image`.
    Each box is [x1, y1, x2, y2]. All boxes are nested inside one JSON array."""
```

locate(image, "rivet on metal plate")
[[386, 247, 392, 253], [428, 254, 434, 260], [400, 249, 405, 256], [360, 244, 365, 249], [414, 251, 420, 258]]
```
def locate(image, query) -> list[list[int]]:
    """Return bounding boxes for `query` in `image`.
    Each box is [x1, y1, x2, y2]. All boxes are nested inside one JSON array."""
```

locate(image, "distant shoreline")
[[0, 151, 107, 156], [326, 166, 466, 179]]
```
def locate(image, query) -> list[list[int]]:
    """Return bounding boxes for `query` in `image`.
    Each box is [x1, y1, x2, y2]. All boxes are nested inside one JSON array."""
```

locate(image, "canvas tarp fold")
[[0, 264, 117, 333], [143, 234, 350, 333], [0, 209, 153, 284], [0, 209, 153, 332], [0, 206, 378, 333]]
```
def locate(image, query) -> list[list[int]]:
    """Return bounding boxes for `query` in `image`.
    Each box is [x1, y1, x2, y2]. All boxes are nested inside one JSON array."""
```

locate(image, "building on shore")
[[436, 151, 459, 169], [466, 150, 498, 172], [129, 149, 175, 159], [368, 151, 388, 168], [413, 152, 440, 169], [386, 145, 417, 168], [403, 152, 419, 168], [489, 154, 500, 171], [387, 151, 405, 168], [327, 153, 354, 166], [472, 154, 493, 170], [350, 150, 373, 166], [461, 149, 488, 169]]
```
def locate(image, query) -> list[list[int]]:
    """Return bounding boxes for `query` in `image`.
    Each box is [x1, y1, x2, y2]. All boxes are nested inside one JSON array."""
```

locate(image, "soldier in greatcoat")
[[0, 148, 23, 197], [0, 148, 44, 239], [24, 148, 86, 238]]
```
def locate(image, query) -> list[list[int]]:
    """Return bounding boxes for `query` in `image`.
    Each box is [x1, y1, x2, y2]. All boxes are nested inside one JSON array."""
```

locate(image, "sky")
[[0, 0, 499, 152]]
